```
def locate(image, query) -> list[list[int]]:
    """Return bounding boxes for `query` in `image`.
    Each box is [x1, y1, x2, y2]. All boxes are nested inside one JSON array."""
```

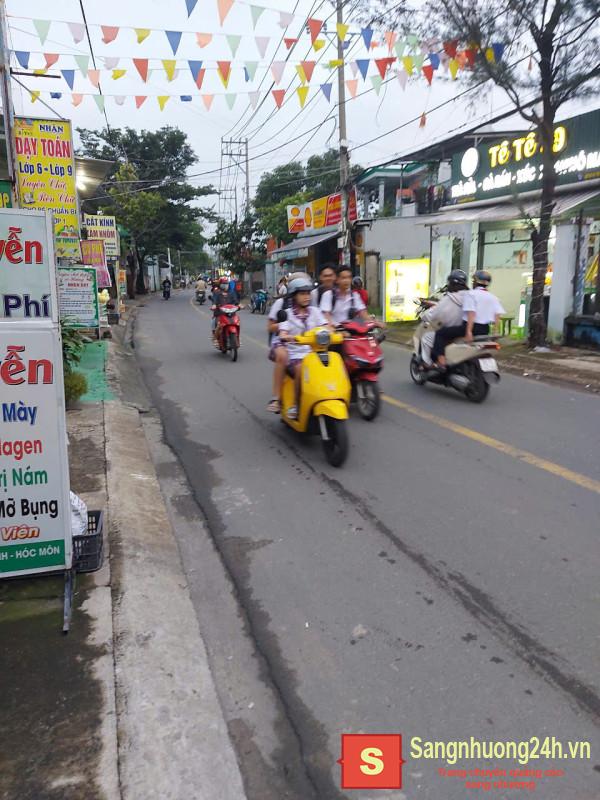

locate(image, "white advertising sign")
[[0, 208, 57, 322], [83, 213, 119, 258], [58, 266, 99, 328], [0, 323, 72, 576]]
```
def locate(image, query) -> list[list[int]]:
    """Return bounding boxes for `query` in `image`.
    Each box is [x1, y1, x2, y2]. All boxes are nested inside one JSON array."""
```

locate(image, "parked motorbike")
[[339, 319, 385, 420], [410, 315, 500, 403], [250, 289, 268, 314], [195, 289, 206, 304], [280, 327, 351, 467], [213, 304, 241, 362]]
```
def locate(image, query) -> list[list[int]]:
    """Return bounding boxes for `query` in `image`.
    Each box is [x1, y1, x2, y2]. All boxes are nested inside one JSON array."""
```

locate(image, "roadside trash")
[[70, 491, 88, 537]]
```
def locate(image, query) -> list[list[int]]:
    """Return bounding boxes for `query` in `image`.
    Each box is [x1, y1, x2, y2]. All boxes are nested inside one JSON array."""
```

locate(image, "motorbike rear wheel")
[[321, 417, 348, 467], [260, 301, 267, 315], [228, 332, 238, 362], [463, 362, 489, 403], [356, 381, 380, 420], [410, 355, 426, 385]]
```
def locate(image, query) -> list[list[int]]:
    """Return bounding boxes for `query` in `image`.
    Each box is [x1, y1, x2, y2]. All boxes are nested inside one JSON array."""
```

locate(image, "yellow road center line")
[[189, 295, 599, 495]]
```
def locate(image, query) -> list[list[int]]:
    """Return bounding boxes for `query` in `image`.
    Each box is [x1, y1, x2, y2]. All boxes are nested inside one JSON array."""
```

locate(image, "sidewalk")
[[0, 309, 247, 800], [385, 322, 600, 393]]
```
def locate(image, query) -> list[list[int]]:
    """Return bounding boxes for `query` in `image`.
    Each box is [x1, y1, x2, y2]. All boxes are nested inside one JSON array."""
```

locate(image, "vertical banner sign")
[[14, 117, 81, 260], [83, 214, 119, 258], [0, 323, 72, 576], [0, 209, 57, 321], [385, 258, 430, 322], [81, 239, 112, 288], [58, 266, 99, 328]]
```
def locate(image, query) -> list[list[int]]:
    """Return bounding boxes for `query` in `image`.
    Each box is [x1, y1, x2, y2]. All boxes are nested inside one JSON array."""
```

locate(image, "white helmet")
[[287, 277, 313, 296]]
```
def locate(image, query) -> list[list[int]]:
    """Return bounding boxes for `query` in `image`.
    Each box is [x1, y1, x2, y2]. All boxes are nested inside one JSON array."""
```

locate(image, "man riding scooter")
[[195, 274, 207, 304], [419, 270, 469, 368], [212, 278, 237, 344], [267, 277, 329, 418], [432, 270, 504, 368]]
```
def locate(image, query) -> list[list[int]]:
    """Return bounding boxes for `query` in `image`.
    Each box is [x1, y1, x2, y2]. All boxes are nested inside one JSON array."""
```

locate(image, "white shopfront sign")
[[0, 208, 71, 577]]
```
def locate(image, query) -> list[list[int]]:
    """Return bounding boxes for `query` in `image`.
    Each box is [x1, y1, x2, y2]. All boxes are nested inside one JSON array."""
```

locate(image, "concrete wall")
[[363, 216, 431, 266]]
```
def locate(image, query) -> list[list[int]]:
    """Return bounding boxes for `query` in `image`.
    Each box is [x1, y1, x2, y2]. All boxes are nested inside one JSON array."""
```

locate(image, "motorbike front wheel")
[[228, 332, 238, 362], [321, 417, 348, 467], [410, 355, 426, 385], [356, 381, 380, 420]]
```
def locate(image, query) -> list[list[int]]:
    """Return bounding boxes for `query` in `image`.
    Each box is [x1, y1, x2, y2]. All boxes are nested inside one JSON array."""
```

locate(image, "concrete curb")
[[105, 400, 247, 800]]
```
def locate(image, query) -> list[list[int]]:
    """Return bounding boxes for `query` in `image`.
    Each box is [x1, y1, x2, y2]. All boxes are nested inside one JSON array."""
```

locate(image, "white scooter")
[[410, 300, 501, 403]]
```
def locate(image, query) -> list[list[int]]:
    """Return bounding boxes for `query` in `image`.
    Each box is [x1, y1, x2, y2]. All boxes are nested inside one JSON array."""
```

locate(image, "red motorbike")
[[213, 304, 241, 362], [339, 319, 385, 420]]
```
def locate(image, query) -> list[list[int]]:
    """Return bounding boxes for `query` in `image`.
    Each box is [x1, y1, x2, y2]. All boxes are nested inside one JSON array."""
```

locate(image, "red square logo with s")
[[338, 733, 404, 789]]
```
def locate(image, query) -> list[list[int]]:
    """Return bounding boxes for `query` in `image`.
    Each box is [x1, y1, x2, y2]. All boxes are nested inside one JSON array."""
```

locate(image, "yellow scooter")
[[280, 327, 351, 467]]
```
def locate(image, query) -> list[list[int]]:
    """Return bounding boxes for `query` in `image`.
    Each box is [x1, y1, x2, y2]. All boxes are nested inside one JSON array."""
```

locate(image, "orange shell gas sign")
[[287, 189, 358, 234]]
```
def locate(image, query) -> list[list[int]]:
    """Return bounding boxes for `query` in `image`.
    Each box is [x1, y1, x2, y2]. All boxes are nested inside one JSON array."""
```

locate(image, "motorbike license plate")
[[479, 357, 498, 372]]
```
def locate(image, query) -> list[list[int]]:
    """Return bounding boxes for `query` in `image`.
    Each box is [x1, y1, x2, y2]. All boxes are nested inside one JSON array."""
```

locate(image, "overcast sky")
[[8, 0, 595, 220]]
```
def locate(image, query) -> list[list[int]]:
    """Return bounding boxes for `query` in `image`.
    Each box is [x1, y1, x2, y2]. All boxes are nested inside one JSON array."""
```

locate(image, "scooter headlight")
[[316, 329, 331, 348]]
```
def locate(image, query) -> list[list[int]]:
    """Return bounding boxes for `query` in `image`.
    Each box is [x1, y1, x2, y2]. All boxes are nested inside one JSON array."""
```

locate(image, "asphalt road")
[[134, 290, 600, 800]]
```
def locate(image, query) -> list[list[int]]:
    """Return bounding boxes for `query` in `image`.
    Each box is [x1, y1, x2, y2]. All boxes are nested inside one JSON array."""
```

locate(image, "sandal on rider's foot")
[[286, 405, 298, 420], [266, 398, 281, 413]]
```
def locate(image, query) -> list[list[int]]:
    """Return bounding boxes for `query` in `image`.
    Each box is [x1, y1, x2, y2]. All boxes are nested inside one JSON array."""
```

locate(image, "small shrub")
[[64, 370, 88, 404]]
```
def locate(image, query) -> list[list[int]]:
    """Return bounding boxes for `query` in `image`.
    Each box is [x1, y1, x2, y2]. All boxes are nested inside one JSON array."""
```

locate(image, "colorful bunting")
[[185, 0, 198, 16], [464, 48, 476, 67], [272, 89, 285, 108], [15, 51, 30, 69], [33, 20, 51, 45], [135, 96, 147, 108], [226, 35, 242, 57], [225, 94, 236, 109], [308, 19, 323, 43], [112, 69, 127, 80], [328, 59, 343, 68], [87, 69, 100, 87], [346, 79, 358, 98], [370, 75, 383, 95], [255, 36, 269, 58], [296, 86, 309, 108], [33, 68, 48, 76], [50, 92, 62, 99], [244, 61, 258, 81], [250, 5, 265, 28], [248, 91, 259, 109], [284, 37, 298, 50], [350, 61, 359, 78], [492, 42, 505, 62], [301, 61, 316, 82], [133, 58, 149, 82], [336, 23, 349, 42], [407, 34, 419, 49], [428, 52, 440, 70], [375, 58, 394, 79], [395, 40, 406, 59], [72, 93, 83, 106], [271, 61, 285, 83], [384, 31, 397, 53], [202, 94, 214, 110], [443, 39, 458, 58], [279, 11, 294, 28], [420, 112, 427, 128], [217, 0, 234, 26], [74, 54, 89, 76], [217, 61, 232, 87], [61, 69, 75, 89], [361, 28, 373, 50], [44, 53, 59, 69], [413, 53, 425, 70], [320, 83, 332, 102], [402, 56, 414, 75], [68, 22, 85, 44], [180, 95, 192, 101], [296, 64, 307, 84], [158, 95, 170, 110], [188, 60, 204, 84], [422, 64, 434, 85], [449, 58, 459, 78], [356, 59, 369, 80], [166, 31, 182, 55], [104, 57, 120, 70], [30, 90, 41, 103], [135, 28, 151, 44], [313, 39, 325, 52], [396, 70, 408, 90], [101, 26, 120, 44], [94, 95, 105, 112], [162, 60, 177, 81], [196, 33, 213, 47]]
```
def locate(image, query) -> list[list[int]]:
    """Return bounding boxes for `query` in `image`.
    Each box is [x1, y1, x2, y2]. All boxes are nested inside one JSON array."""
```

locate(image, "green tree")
[[210, 214, 266, 274], [253, 162, 305, 208]]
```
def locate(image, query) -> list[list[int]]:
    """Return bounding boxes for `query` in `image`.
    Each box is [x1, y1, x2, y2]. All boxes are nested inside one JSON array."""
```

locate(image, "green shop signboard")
[[450, 108, 600, 204]]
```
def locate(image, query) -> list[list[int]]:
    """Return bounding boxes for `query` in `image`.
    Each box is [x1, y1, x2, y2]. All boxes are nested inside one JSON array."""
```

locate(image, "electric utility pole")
[[0, 0, 19, 205], [337, 0, 351, 265], [221, 137, 250, 220]]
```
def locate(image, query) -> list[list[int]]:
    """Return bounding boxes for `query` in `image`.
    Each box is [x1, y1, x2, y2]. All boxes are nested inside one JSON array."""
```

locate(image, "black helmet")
[[447, 269, 468, 290], [473, 270, 492, 287]]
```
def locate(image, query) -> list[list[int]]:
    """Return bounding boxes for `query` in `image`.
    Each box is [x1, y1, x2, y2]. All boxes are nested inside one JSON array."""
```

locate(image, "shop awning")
[[269, 230, 339, 260], [418, 188, 600, 226]]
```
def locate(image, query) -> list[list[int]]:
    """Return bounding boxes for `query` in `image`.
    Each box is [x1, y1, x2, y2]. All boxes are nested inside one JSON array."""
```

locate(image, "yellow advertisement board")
[[385, 259, 430, 322], [15, 117, 81, 260]]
